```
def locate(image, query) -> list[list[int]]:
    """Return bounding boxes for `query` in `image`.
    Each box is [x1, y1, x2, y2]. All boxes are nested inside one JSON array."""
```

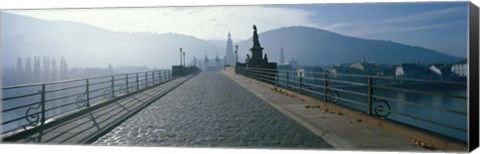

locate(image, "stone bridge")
[[1, 69, 467, 152]]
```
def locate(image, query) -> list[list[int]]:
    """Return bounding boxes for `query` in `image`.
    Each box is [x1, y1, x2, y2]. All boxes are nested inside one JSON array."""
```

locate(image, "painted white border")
[[0, 0, 478, 154], [0, 0, 477, 10]]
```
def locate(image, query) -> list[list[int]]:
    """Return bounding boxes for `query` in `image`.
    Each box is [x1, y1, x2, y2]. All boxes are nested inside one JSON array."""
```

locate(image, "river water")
[[276, 70, 467, 141]]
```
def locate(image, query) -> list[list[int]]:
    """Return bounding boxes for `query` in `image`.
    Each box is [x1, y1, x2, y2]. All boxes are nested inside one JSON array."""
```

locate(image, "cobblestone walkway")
[[93, 72, 332, 149]]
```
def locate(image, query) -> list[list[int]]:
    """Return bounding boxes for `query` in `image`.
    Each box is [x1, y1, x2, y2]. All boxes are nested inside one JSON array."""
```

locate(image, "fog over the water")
[[1, 13, 224, 69]]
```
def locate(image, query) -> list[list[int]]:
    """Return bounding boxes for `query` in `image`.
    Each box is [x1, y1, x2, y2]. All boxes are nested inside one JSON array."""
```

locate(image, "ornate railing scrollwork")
[[118, 86, 128, 94], [2, 70, 174, 136], [103, 88, 113, 99], [75, 92, 88, 108], [326, 89, 340, 103], [24, 102, 41, 127], [139, 81, 146, 89], [25, 136, 41, 143], [372, 97, 391, 118], [130, 83, 138, 90]]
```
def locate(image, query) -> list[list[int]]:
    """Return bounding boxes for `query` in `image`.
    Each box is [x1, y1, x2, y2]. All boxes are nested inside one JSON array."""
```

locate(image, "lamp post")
[[183, 51, 186, 75], [194, 56, 197, 67], [179, 48, 183, 66], [235, 45, 238, 65]]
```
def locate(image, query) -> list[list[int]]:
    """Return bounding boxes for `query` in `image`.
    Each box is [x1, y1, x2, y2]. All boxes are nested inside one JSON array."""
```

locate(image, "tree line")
[[13, 56, 69, 83]]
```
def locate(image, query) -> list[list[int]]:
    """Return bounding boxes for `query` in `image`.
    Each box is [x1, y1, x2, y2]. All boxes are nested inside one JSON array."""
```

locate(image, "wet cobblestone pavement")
[[93, 72, 332, 149]]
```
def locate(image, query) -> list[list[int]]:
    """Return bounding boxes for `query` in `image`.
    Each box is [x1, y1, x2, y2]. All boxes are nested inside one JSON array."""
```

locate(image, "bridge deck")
[[4, 76, 191, 144], [93, 72, 332, 149], [3, 71, 433, 151]]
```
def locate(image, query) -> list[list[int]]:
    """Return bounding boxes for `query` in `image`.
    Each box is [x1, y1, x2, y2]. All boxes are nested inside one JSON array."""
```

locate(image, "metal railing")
[[1, 70, 173, 135], [235, 66, 468, 141]]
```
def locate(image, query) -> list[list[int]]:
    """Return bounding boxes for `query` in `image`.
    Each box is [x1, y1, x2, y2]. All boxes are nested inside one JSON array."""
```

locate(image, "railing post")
[[126, 74, 129, 93], [152, 72, 155, 85], [164, 71, 167, 81], [368, 77, 373, 115], [252, 68, 255, 79], [145, 72, 148, 87], [34, 84, 46, 143], [324, 74, 328, 102], [286, 71, 289, 88], [244, 67, 248, 77], [259, 69, 263, 81], [86, 79, 90, 107], [40, 84, 46, 127], [111, 76, 115, 98], [299, 72, 303, 94], [251, 68, 255, 80], [158, 71, 162, 83], [136, 73, 139, 90], [276, 72, 279, 87]]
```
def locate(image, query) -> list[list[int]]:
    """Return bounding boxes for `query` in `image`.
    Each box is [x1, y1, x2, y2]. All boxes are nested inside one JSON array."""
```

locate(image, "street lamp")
[[179, 48, 183, 66], [183, 51, 186, 67], [235, 45, 238, 65], [194, 56, 197, 66], [183, 51, 186, 75]]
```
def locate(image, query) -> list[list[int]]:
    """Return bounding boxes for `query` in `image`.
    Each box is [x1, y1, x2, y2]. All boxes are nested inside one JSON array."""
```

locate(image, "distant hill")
[[207, 40, 227, 50], [1, 12, 223, 69], [1, 13, 462, 68], [235, 26, 462, 66]]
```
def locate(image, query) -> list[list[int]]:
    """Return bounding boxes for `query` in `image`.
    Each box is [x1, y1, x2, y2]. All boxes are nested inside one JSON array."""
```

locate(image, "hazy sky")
[[8, 2, 469, 57]]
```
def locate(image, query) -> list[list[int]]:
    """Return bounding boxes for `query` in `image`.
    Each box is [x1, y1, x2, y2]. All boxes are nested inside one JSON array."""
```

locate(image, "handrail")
[[2, 69, 171, 90], [235, 65, 468, 141], [1, 69, 174, 135], [295, 69, 466, 85]]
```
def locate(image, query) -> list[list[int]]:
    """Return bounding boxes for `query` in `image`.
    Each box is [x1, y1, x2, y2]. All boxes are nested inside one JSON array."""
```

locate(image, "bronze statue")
[[252, 25, 261, 48]]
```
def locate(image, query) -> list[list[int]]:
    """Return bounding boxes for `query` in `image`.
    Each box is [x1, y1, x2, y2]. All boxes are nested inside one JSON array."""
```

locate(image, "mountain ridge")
[[1, 12, 224, 69], [1, 12, 462, 68], [235, 26, 462, 66]]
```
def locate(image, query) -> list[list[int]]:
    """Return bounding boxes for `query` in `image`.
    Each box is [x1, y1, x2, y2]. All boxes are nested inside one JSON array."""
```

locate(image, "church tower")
[[204, 54, 210, 70], [225, 32, 235, 66], [279, 48, 285, 64]]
